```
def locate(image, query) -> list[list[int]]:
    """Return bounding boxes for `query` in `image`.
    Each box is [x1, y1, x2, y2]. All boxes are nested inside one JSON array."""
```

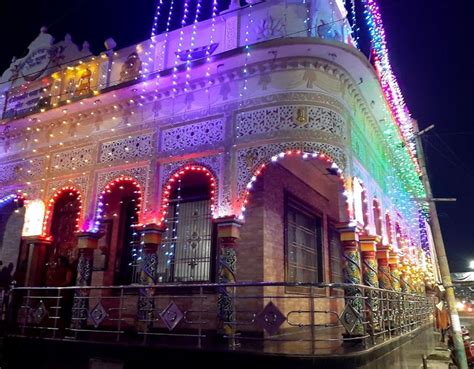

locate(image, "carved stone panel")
[[51, 146, 94, 172], [46, 175, 90, 201], [99, 134, 153, 163], [237, 105, 346, 140], [0, 157, 46, 184], [161, 118, 224, 152]]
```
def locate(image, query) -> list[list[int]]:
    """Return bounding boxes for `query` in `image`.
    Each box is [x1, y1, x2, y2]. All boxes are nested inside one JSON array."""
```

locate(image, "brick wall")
[[238, 159, 345, 327]]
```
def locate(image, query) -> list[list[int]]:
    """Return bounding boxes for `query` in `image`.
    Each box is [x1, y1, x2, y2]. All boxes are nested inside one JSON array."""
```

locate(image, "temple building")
[[0, 0, 442, 367]]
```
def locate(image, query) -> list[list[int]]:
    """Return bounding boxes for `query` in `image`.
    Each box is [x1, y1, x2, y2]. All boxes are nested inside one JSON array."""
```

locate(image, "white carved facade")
[[0, 0, 437, 289]]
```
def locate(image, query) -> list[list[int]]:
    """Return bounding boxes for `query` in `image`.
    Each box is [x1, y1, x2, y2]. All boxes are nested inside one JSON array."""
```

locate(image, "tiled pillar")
[[360, 235, 381, 332], [400, 264, 410, 293], [337, 224, 364, 336], [73, 232, 100, 327], [388, 251, 401, 292], [376, 246, 392, 290], [139, 224, 163, 285], [214, 216, 242, 343], [137, 224, 163, 323], [359, 235, 380, 289], [23, 236, 52, 287], [75, 232, 100, 286]]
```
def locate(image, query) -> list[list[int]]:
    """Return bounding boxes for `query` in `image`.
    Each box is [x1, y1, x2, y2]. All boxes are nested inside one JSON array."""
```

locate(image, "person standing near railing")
[[436, 301, 450, 343]]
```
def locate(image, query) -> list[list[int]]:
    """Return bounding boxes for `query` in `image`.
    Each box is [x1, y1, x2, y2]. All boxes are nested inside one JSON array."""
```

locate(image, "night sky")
[[0, 1, 472, 271]]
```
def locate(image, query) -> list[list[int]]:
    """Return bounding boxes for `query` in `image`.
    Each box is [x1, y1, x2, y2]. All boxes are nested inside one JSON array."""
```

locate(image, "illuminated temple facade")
[[0, 0, 440, 354]]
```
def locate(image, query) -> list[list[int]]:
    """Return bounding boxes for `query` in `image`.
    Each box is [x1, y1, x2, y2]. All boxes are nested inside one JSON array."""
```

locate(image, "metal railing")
[[1, 282, 434, 356]]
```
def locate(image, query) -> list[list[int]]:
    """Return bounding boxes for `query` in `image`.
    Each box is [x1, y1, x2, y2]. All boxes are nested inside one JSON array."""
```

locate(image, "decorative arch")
[[91, 176, 143, 233], [43, 186, 83, 236], [237, 142, 347, 205], [239, 149, 349, 220], [0, 193, 25, 206], [159, 164, 217, 225], [0, 193, 27, 281]]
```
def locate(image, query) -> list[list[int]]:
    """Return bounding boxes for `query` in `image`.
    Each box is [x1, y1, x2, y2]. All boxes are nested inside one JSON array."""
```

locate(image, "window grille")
[[157, 199, 213, 283]]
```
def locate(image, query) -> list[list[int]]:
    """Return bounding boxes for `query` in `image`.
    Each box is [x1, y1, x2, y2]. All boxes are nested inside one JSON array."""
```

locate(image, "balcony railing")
[[1, 282, 434, 356]]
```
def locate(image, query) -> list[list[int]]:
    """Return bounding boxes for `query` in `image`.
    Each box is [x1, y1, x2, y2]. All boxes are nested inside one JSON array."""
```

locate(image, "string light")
[[160, 165, 216, 225], [91, 176, 142, 233], [172, 0, 189, 95], [240, 150, 348, 220], [363, 0, 418, 168], [43, 186, 82, 236], [205, 0, 219, 91]]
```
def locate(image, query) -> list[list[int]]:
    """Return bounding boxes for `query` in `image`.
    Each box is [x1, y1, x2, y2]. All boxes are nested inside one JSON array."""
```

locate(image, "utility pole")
[[413, 120, 468, 369]]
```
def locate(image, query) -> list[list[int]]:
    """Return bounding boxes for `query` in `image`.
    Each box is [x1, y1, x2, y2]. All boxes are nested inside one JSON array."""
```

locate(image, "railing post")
[[117, 287, 124, 342], [214, 216, 243, 349], [137, 223, 163, 333], [52, 288, 61, 339], [310, 286, 315, 355], [21, 289, 30, 336], [198, 286, 203, 349]]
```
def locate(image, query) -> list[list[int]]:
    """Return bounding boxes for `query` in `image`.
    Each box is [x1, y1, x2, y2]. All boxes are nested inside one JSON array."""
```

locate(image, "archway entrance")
[[0, 195, 25, 287], [44, 188, 82, 286], [238, 151, 348, 285], [159, 166, 216, 283], [96, 177, 141, 286]]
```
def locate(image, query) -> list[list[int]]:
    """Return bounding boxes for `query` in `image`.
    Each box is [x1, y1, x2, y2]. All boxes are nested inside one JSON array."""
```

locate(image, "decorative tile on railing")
[[161, 118, 224, 152], [236, 105, 346, 140], [51, 146, 94, 172], [99, 134, 153, 163]]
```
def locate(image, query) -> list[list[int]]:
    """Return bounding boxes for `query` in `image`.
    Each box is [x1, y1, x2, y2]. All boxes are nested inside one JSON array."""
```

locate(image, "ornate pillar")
[[337, 224, 364, 337], [75, 232, 100, 286], [360, 235, 381, 332], [72, 232, 100, 327], [137, 224, 163, 323], [376, 245, 392, 290], [214, 216, 242, 343], [359, 235, 380, 289], [388, 251, 401, 292], [400, 263, 410, 294], [23, 235, 53, 287]]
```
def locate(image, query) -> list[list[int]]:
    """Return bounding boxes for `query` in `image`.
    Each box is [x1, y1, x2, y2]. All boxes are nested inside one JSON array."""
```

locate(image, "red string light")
[[160, 165, 216, 225], [240, 150, 348, 220], [92, 176, 143, 232], [43, 186, 82, 237]]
